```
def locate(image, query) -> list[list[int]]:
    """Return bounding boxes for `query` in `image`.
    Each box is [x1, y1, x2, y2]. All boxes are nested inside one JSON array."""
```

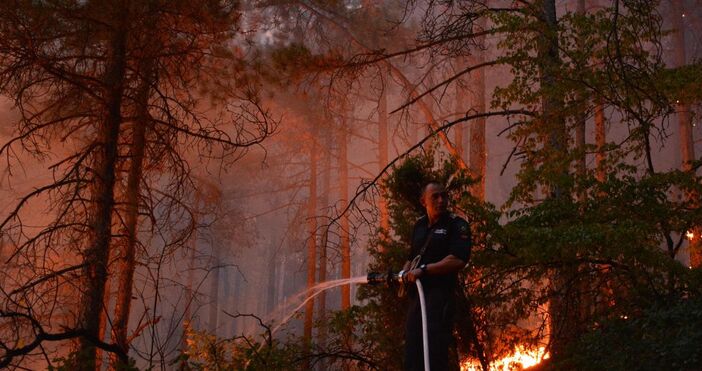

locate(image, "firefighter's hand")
[[403, 268, 424, 283]]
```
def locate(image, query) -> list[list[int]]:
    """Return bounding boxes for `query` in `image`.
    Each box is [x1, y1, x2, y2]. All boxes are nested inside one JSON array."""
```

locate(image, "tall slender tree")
[[338, 111, 351, 310], [574, 0, 588, 181], [110, 34, 155, 369], [317, 126, 333, 351], [378, 69, 391, 235], [671, 0, 701, 267], [76, 2, 130, 367], [304, 124, 318, 341], [468, 21, 487, 201]]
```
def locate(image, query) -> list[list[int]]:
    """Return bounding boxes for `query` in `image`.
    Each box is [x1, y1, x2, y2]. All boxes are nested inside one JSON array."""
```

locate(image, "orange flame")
[[461, 345, 549, 371]]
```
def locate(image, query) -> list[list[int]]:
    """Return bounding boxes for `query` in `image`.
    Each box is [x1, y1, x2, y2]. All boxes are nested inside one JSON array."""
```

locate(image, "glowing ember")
[[686, 231, 695, 240], [461, 346, 549, 371]]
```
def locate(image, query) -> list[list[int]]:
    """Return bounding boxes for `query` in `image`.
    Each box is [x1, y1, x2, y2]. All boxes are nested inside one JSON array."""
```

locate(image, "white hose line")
[[415, 279, 430, 371]]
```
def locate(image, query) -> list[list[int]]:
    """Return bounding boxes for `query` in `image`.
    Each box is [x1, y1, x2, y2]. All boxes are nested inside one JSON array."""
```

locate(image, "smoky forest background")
[[0, 0, 702, 370]]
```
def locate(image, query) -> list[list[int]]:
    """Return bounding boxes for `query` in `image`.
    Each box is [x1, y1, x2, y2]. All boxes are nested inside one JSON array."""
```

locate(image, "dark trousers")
[[404, 287, 455, 371]]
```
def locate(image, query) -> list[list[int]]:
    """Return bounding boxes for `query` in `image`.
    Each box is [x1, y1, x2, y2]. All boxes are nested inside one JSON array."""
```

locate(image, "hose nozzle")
[[366, 270, 404, 285]]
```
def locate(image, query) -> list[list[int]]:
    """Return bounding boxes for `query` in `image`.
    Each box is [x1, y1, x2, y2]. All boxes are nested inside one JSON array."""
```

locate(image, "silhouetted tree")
[[0, 0, 273, 368]]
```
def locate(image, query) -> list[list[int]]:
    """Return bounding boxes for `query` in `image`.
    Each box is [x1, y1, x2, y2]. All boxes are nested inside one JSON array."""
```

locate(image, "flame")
[[686, 231, 695, 240], [461, 345, 549, 371]]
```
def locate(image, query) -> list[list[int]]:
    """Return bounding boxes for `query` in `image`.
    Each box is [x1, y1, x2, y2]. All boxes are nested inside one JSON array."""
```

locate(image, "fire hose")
[[367, 271, 431, 371], [415, 278, 430, 371]]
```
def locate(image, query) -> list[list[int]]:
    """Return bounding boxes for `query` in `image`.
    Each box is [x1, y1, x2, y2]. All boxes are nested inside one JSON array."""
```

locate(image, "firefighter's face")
[[421, 183, 448, 218]]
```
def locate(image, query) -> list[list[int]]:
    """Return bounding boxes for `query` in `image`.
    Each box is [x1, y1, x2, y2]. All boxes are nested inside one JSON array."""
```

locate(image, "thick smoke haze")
[[0, 0, 701, 369]]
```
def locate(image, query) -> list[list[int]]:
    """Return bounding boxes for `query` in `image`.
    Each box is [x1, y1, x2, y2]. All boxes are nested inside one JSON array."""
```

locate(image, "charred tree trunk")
[[77, 3, 129, 368], [111, 3, 162, 362], [111, 58, 153, 368], [96, 274, 113, 369]]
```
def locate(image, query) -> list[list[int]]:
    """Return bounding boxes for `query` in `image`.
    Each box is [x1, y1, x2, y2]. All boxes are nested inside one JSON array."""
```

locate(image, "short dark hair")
[[420, 181, 444, 197]]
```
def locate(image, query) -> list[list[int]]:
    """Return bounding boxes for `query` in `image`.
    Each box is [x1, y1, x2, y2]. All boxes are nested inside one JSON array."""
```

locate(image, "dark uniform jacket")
[[407, 212, 472, 291], [404, 211, 472, 371]]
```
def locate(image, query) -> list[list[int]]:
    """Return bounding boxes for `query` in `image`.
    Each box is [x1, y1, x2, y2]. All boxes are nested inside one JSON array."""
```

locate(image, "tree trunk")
[[574, 0, 587, 182], [96, 274, 113, 370], [266, 246, 277, 314], [304, 133, 318, 341], [468, 24, 487, 201], [455, 16, 489, 371], [76, 2, 128, 368], [111, 58, 152, 368], [277, 254, 287, 324], [537, 0, 579, 359], [539, 0, 567, 195], [671, 0, 701, 267], [182, 227, 197, 358], [410, 106, 419, 149], [222, 264, 232, 331], [594, 96, 606, 182], [208, 241, 221, 334], [316, 128, 332, 368], [339, 119, 351, 310], [378, 71, 390, 235], [454, 77, 465, 161]]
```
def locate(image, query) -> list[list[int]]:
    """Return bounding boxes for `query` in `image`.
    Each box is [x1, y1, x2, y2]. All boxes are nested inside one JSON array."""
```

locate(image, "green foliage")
[[382, 151, 472, 238], [49, 349, 138, 371], [471, 2, 702, 362], [471, 165, 702, 360], [179, 326, 306, 370], [659, 62, 702, 105], [325, 155, 702, 369], [489, 0, 698, 207], [564, 296, 702, 371]]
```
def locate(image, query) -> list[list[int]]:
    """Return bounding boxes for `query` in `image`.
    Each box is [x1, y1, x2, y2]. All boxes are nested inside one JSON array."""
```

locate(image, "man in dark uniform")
[[402, 181, 471, 371]]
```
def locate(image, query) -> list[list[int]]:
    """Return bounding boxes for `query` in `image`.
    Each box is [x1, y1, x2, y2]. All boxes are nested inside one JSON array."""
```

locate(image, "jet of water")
[[270, 275, 368, 336]]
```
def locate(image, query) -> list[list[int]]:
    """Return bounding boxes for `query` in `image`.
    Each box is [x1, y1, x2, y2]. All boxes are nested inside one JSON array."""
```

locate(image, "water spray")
[[367, 270, 431, 371], [262, 271, 431, 371]]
